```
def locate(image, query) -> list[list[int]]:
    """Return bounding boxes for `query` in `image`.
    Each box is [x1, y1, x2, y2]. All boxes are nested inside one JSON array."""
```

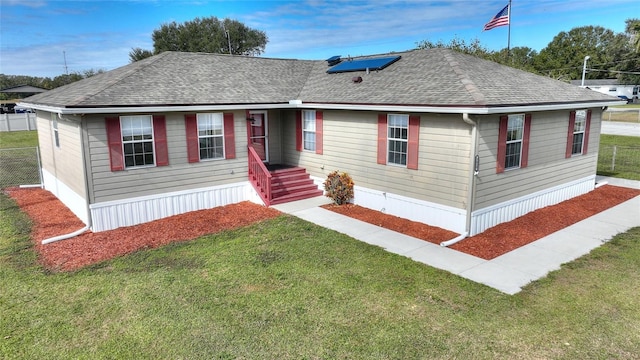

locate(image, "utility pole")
[[222, 24, 232, 55], [63, 51, 69, 74]]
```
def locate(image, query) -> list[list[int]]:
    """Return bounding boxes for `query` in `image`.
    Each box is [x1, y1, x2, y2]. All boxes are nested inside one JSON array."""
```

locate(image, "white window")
[[197, 113, 224, 160], [51, 113, 60, 148], [302, 110, 316, 151], [571, 110, 586, 155], [505, 114, 524, 169], [387, 114, 408, 166], [121, 115, 155, 168]]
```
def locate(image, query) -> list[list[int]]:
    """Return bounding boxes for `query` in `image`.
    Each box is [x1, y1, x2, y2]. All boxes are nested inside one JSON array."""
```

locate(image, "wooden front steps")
[[268, 166, 323, 205]]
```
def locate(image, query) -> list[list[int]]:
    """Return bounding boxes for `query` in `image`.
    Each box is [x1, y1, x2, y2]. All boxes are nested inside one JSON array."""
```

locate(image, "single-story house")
[[20, 49, 623, 237]]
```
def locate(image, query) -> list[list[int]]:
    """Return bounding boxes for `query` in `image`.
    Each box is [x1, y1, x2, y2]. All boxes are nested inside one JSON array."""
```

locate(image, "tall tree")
[[129, 47, 154, 62], [416, 36, 493, 59], [152, 16, 267, 56], [490, 47, 538, 71], [617, 18, 640, 84], [534, 26, 624, 81], [626, 18, 640, 52]]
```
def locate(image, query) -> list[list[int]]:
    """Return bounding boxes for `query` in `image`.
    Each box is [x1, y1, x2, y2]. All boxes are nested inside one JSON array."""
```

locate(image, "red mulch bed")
[[5, 187, 281, 272], [323, 185, 640, 260], [5, 185, 640, 271]]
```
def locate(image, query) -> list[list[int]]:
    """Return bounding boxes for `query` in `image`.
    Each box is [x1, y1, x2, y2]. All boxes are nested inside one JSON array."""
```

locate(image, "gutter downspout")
[[441, 113, 477, 247], [42, 114, 93, 245]]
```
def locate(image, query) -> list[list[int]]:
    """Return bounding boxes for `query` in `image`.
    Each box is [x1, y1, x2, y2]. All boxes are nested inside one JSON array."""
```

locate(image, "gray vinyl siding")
[[85, 111, 249, 203], [474, 109, 602, 209], [36, 112, 54, 171], [36, 111, 87, 199], [282, 110, 471, 209]]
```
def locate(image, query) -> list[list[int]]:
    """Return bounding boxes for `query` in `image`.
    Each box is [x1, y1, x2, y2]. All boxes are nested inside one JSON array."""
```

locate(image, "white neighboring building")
[[571, 79, 639, 102]]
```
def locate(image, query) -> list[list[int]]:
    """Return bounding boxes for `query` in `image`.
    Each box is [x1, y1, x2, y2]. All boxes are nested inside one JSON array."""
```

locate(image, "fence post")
[[611, 145, 617, 171], [36, 146, 44, 187]]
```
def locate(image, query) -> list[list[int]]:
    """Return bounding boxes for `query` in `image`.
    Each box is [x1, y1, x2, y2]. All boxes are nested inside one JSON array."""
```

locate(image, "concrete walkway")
[[273, 177, 640, 295]]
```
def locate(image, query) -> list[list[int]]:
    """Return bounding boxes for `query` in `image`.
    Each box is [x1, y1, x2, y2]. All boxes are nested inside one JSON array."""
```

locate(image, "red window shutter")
[[184, 114, 199, 163], [245, 110, 252, 144], [521, 114, 532, 168], [583, 109, 592, 154], [105, 117, 124, 171], [153, 115, 169, 167], [407, 115, 420, 170], [566, 111, 576, 158], [223, 113, 236, 159], [496, 115, 508, 173], [315, 111, 323, 155], [377, 113, 387, 165], [295, 110, 302, 151]]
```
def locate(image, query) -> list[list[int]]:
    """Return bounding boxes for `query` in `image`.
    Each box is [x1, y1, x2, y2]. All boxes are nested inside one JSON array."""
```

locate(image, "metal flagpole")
[[507, 0, 512, 61]]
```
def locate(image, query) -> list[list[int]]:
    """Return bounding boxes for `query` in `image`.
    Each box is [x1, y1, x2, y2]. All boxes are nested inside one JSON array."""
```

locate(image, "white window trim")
[[197, 113, 225, 161], [120, 114, 156, 169], [51, 113, 60, 148], [387, 114, 409, 167], [302, 110, 316, 152], [571, 109, 586, 156], [505, 114, 524, 170]]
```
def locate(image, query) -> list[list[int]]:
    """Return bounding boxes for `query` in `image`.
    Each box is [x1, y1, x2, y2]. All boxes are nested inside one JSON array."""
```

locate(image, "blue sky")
[[0, 0, 636, 77]]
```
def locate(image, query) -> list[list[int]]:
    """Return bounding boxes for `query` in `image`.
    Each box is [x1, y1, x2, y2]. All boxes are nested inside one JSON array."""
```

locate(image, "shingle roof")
[[24, 48, 618, 109]]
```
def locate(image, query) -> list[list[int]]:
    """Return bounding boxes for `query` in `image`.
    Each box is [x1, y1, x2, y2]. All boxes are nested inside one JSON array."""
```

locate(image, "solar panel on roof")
[[326, 55, 342, 66], [327, 55, 401, 74]]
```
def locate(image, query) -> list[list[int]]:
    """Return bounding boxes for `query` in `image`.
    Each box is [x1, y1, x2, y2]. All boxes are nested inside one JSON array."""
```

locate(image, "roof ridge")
[[293, 59, 322, 100], [441, 50, 487, 106], [66, 52, 171, 106]]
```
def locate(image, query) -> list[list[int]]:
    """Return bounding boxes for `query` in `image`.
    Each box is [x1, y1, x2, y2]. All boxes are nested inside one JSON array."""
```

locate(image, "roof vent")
[[352, 76, 363, 83], [326, 55, 341, 66]]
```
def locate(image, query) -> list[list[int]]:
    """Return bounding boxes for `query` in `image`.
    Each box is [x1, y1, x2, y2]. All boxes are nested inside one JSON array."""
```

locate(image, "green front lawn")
[[598, 135, 640, 180], [1, 192, 639, 359]]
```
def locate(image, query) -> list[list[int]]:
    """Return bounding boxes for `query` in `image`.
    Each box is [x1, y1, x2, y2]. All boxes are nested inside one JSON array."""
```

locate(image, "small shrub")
[[323, 170, 354, 205]]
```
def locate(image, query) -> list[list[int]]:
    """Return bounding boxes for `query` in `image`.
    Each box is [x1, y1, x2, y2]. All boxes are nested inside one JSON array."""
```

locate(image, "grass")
[[598, 135, 640, 180], [0, 130, 39, 148], [0, 131, 41, 188], [604, 104, 640, 122], [1, 192, 639, 359]]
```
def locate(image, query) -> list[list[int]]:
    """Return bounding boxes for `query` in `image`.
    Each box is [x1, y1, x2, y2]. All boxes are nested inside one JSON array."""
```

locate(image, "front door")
[[248, 112, 268, 162]]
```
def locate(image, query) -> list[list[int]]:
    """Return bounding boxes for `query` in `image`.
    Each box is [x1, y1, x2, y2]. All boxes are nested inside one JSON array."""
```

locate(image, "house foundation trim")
[[470, 175, 596, 235], [42, 168, 90, 225], [90, 181, 257, 232], [352, 185, 467, 234]]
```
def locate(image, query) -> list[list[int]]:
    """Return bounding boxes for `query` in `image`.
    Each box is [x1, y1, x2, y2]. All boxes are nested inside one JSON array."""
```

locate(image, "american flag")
[[483, 4, 510, 31]]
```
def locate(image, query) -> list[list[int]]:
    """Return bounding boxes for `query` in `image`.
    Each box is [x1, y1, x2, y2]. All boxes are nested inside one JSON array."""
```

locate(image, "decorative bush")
[[323, 170, 354, 205]]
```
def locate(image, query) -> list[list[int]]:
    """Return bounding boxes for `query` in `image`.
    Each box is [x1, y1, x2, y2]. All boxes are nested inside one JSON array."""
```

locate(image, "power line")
[[586, 68, 640, 75]]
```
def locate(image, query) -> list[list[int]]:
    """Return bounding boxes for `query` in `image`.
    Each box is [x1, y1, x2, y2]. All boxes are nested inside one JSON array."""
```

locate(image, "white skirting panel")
[[470, 175, 596, 236], [42, 168, 90, 225], [90, 181, 254, 232], [353, 186, 467, 234]]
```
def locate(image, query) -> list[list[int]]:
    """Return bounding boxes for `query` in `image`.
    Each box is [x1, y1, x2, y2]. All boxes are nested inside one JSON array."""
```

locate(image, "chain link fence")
[[597, 145, 640, 179], [0, 147, 42, 189]]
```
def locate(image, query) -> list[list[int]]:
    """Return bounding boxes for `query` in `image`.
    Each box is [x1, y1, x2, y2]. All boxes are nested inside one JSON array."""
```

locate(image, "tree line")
[[417, 19, 640, 84], [2, 16, 638, 101]]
